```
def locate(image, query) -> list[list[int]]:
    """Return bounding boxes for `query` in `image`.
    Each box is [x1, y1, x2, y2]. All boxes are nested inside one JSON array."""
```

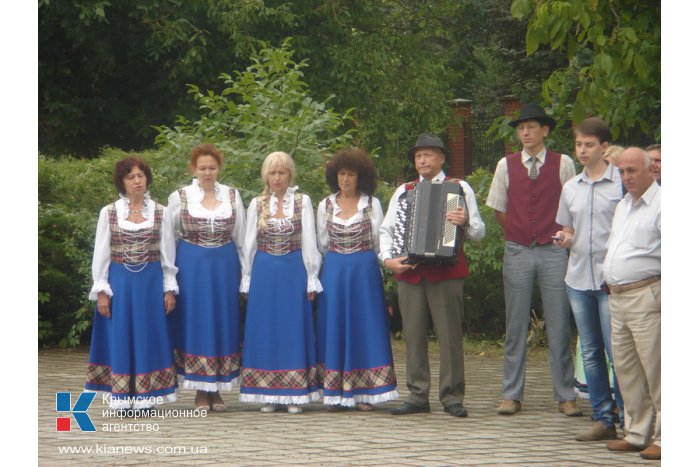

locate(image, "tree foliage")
[[511, 0, 661, 141], [38, 42, 356, 347], [154, 39, 355, 204], [39, 0, 296, 156], [40, 0, 567, 167]]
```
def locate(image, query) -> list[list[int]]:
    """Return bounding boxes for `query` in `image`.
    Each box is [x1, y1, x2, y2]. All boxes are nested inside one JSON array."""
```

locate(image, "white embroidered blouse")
[[316, 193, 384, 255], [239, 186, 322, 294], [89, 194, 178, 300], [163, 179, 247, 254]]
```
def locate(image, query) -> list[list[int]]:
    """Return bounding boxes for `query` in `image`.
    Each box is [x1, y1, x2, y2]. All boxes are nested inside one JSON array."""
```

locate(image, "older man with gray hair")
[[603, 147, 661, 461]]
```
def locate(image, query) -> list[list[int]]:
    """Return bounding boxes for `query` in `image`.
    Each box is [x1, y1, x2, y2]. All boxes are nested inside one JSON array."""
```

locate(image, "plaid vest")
[[108, 202, 163, 267], [326, 196, 374, 254], [257, 192, 303, 255], [178, 188, 237, 247]]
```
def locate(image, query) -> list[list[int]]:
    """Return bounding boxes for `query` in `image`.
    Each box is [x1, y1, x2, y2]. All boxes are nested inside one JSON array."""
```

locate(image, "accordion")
[[392, 180, 466, 265]]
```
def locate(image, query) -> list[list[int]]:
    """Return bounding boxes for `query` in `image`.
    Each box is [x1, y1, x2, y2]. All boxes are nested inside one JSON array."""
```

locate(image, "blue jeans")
[[567, 286, 624, 428]]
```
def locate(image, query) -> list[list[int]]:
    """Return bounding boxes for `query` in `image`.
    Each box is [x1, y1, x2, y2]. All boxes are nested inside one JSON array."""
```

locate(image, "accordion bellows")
[[392, 180, 466, 265]]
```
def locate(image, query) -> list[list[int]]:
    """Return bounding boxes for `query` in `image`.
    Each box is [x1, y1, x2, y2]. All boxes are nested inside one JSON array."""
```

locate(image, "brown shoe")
[[559, 400, 583, 417], [607, 439, 644, 452], [575, 421, 618, 441], [640, 444, 661, 460], [356, 403, 374, 412], [497, 399, 521, 415]]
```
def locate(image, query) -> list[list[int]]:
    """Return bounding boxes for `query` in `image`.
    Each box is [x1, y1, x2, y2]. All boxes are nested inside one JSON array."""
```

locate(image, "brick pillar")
[[447, 99, 472, 178], [502, 95, 521, 155]]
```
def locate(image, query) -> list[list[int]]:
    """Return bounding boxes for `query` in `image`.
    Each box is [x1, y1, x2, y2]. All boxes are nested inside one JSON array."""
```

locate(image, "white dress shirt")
[[379, 171, 485, 262], [239, 186, 322, 293], [556, 163, 623, 290], [603, 183, 661, 286]]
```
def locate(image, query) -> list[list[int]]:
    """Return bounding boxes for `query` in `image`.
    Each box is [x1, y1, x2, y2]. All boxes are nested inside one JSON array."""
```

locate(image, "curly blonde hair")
[[257, 151, 296, 232]]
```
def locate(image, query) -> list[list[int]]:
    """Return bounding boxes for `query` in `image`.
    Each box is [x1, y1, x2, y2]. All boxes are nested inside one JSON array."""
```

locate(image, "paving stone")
[[38, 345, 659, 466]]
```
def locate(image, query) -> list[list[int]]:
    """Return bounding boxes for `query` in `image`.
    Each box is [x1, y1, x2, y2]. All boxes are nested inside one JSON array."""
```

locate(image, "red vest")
[[504, 151, 563, 246], [395, 178, 470, 284]]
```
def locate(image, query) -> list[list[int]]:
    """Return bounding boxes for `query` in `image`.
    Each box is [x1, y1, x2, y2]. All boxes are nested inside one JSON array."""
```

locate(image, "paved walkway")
[[39, 345, 659, 466]]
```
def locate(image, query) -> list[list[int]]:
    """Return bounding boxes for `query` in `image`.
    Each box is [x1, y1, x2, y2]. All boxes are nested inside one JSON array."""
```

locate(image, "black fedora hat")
[[508, 103, 557, 130], [406, 133, 450, 162]]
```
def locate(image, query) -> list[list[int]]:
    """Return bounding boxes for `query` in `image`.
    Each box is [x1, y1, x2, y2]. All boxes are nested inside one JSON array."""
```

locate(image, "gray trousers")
[[397, 278, 465, 407], [502, 241, 575, 402]]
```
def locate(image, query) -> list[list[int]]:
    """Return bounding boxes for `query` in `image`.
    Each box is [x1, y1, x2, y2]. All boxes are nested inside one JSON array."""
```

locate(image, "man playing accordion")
[[379, 133, 485, 418]]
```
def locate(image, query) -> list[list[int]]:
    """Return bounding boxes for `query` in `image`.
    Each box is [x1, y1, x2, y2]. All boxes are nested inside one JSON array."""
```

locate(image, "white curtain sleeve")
[[239, 198, 259, 293], [159, 202, 179, 294], [370, 196, 384, 255], [89, 207, 113, 300], [378, 186, 403, 262], [231, 189, 248, 259], [316, 198, 329, 255], [301, 194, 323, 293], [459, 180, 486, 241]]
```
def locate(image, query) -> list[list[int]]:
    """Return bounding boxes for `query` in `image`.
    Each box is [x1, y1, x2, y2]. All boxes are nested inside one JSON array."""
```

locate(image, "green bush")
[[463, 168, 506, 339], [38, 150, 174, 347], [39, 40, 357, 347]]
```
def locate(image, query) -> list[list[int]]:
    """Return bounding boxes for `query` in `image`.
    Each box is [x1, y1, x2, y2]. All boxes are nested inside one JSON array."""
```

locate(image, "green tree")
[[154, 39, 355, 204], [39, 42, 357, 346], [511, 0, 661, 141], [39, 0, 295, 156]]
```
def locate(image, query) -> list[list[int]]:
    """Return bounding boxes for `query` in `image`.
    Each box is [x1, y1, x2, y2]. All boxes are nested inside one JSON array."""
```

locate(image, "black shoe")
[[390, 402, 431, 415], [443, 404, 468, 417]]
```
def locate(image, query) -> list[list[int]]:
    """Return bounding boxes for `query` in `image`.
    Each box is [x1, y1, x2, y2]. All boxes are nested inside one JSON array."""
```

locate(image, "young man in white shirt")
[[554, 117, 624, 441]]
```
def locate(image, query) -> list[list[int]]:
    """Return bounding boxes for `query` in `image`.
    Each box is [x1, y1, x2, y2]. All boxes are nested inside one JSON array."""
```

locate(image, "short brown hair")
[[324, 148, 378, 196], [189, 143, 223, 171], [574, 117, 611, 144], [113, 155, 152, 195]]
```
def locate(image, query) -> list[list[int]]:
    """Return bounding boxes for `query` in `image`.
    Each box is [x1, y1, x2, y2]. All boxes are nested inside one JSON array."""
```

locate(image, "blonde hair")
[[257, 151, 296, 231], [604, 145, 625, 165]]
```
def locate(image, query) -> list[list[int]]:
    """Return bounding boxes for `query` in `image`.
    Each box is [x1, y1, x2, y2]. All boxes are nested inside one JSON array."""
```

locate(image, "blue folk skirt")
[[169, 240, 242, 391], [85, 261, 177, 409], [239, 250, 320, 405], [316, 250, 399, 406]]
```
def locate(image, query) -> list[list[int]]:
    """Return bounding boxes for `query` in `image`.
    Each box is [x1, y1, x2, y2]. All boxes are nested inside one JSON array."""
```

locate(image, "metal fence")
[[469, 115, 505, 173]]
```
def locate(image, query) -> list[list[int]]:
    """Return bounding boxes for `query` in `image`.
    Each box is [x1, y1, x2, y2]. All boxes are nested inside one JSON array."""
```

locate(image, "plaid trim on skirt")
[[316, 250, 399, 406], [239, 250, 320, 404], [85, 261, 177, 406], [169, 241, 243, 391]]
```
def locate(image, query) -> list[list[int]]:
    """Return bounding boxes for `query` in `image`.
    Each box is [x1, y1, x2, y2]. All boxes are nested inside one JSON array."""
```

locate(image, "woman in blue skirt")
[[86, 156, 178, 410], [239, 151, 323, 414], [316, 148, 399, 411], [165, 143, 247, 412]]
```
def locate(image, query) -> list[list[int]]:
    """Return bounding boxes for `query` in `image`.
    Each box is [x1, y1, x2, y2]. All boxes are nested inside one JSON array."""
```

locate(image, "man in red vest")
[[379, 133, 485, 417], [486, 103, 580, 416]]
